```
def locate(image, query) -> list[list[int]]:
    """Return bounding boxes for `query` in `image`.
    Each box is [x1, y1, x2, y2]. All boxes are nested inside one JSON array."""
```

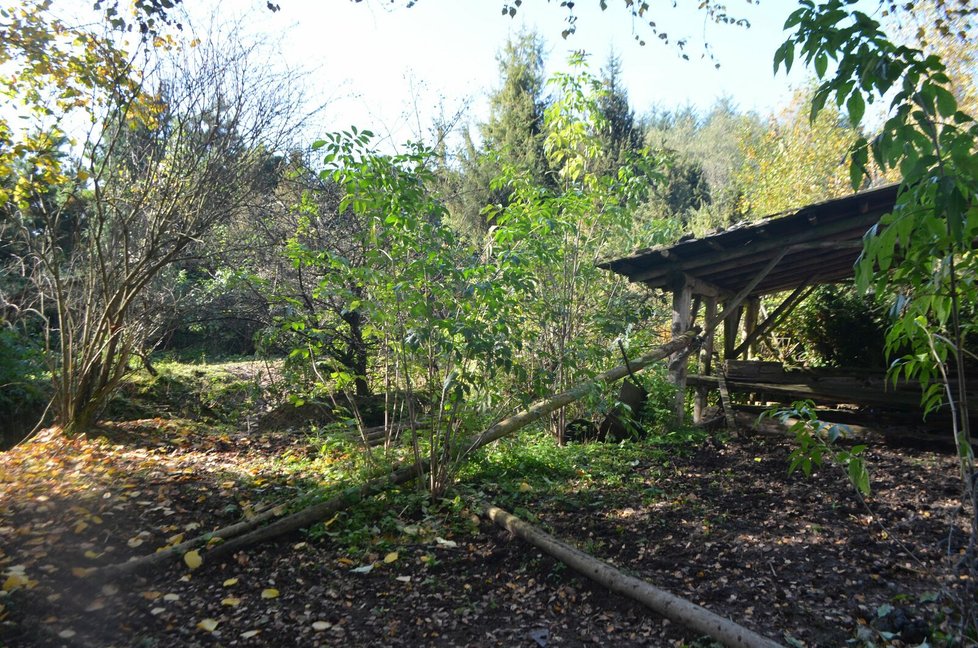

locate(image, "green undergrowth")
[[461, 427, 708, 510], [108, 356, 269, 424], [102, 356, 711, 568], [296, 425, 710, 561]]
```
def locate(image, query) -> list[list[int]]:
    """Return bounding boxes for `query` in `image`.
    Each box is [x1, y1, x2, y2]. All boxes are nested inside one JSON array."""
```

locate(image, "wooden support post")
[[723, 304, 742, 360], [670, 275, 693, 425], [693, 297, 717, 424], [743, 298, 760, 360]]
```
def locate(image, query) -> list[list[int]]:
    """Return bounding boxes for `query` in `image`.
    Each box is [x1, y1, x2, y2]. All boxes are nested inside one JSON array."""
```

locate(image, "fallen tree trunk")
[[100, 330, 699, 577], [481, 503, 783, 648]]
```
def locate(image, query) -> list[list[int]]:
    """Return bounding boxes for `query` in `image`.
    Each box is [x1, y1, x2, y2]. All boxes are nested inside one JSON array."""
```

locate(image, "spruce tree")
[[450, 31, 550, 239]]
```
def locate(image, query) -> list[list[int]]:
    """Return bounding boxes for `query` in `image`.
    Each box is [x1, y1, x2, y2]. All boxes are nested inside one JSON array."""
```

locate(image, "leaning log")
[[100, 331, 700, 577], [482, 503, 783, 648]]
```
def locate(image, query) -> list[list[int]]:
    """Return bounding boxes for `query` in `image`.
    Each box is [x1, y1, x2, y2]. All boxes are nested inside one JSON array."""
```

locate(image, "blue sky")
[[185, 0, 830, 146]]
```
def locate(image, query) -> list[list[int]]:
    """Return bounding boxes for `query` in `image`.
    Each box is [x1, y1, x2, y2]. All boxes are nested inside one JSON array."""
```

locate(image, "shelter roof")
[[598, 184, 899, 297]]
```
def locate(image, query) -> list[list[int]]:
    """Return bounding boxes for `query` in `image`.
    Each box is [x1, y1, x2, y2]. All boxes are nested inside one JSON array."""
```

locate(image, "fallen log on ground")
[[481, 502, 783, 648], [99, 330, 700, 578]]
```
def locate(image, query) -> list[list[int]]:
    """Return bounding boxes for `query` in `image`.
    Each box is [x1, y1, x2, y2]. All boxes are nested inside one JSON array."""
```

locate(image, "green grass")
[[109, 356, 268, 424], [461, 426, 708, 498]]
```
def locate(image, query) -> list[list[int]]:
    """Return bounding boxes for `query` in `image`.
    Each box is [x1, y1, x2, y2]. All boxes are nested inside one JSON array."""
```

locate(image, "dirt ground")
[[0, 421, 970, 648]]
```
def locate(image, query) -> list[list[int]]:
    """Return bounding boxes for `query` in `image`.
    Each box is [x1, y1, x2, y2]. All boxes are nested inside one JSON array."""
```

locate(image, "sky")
[[183, 0, 823, 147]]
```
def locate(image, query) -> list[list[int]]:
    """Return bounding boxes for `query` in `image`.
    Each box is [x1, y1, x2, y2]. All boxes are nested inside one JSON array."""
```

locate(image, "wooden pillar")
[[669, 275, 693, 425], [722, 304, 742, 361], [743, 298, 760, 360], [693, 296, 717, 424]]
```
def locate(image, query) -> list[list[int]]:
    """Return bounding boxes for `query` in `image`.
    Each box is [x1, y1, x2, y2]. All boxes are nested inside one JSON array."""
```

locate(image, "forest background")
[[3, 0, 975, 442]]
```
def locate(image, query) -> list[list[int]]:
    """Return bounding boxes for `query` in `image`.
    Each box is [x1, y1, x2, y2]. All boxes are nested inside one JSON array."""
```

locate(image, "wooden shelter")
[[599, 184, 903, 424]]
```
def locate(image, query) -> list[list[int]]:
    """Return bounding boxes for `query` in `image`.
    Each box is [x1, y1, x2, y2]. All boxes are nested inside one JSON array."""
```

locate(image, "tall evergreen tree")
[[594, 53, 643, 177], [449, 31, 550, 239]]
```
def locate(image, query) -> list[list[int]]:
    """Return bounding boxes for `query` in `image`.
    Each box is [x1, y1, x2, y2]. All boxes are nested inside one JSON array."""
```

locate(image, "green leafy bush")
[[781, 285, 888, 368], [0, 325, 47, 444]]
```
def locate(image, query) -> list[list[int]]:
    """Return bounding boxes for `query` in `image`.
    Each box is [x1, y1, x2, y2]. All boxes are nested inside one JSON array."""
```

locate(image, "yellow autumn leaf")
[[71, 567, 95, 578], [222, 578, 239, 587], [260, 588, 279, 599], [140, 591, 161, 600], [183, 550, 202, 570], [518, 482, 532, 493], [83, 550, 101, 559], [383, 552, 399, 564], [127, 537, 144, 548], [196, 618, 219, 632], [2, 574, 28, 592], [221, 597, 241, 607], [73, 521, 88, 534], [241, 629, 260, 638]]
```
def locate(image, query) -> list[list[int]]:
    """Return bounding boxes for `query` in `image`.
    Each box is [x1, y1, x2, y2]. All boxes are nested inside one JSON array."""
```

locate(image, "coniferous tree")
[[449, 31, 551, 239], [594, 53, 643, 177]]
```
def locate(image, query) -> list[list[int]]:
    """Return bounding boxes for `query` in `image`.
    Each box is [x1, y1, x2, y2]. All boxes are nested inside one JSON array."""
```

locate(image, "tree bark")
[[481, 503, 783, 648], [98, 331, 700, 577]]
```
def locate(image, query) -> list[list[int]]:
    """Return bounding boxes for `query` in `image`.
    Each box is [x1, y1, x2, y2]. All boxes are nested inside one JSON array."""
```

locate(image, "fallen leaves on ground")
[[0, 417, 968, 647]]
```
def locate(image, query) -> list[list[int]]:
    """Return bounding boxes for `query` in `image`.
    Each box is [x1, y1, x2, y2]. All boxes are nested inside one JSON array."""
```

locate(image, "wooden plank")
[[724, 360, 785, 380], [684, 375, 951, 411], [717, 365, 737, 430]]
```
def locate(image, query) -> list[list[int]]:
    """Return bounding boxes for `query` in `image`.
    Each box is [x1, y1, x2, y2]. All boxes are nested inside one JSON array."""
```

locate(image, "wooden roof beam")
[[626, 220, 876, 284], [744, 253, 867, 295], [678, 273, 729, 299], [705, 242, 862, 287]]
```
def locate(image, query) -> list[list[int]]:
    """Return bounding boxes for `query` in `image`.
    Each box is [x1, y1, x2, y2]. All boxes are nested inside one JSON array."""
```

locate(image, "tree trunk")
[[345, 308, 371, 398], [481, 503, 783, 648]]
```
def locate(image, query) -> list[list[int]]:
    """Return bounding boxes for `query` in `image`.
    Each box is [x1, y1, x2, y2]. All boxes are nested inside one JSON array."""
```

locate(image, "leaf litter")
[[0, 415, 969, 647]]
